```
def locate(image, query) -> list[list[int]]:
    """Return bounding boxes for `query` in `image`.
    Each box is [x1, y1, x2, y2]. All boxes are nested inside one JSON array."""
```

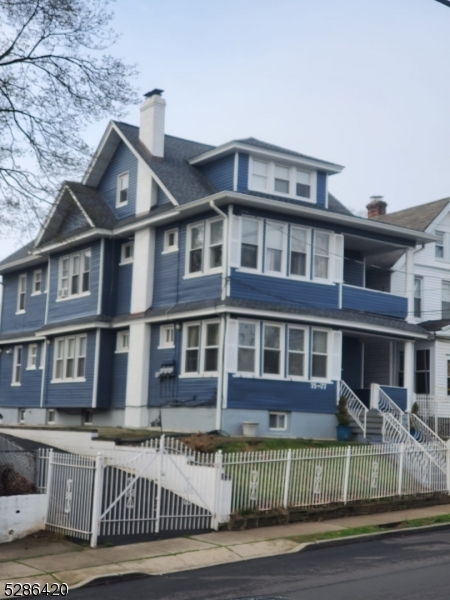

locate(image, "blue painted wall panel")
[[47, 241, 101, 324], [230, 269, 339, 310], [97, 329, 114, 408], [157, 186, 171, 206], [57, 205, 89, 238], [112, 349, 128, 408], [316, 171, 327, 207], [152, 215, 222, 308], [97, 141, 137, 219], [237, 153, 249, 192], [43, 331, 96, 407], [116, 263, 132, 315], [0, 342, 44, 407], [227, 375, 337, 414], [101, 239, 132, 316], [344, 251, 364, 287], [1, 265, 47, 334], [380, 385, 407, 411], [342, 285, 407, 319], [200, 154, 234, 191], [148, 324, 217, 407], [342, 336, 362, 391]]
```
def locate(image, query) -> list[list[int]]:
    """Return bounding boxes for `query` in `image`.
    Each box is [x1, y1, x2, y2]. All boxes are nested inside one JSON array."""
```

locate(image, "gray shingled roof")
[[0, 242, 36, 269], [67, 181, 117, 230], [419, 319, 450, 332], [375, 198, 450, 231]]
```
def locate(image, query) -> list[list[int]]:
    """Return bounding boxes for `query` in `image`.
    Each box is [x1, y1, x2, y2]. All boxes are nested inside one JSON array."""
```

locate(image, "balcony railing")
[[342, 285, 407, 319]]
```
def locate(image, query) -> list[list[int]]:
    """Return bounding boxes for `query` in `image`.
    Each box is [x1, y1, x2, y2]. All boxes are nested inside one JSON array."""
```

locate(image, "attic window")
[[117, 172, 129, 207], [248, 157, 315, 202]]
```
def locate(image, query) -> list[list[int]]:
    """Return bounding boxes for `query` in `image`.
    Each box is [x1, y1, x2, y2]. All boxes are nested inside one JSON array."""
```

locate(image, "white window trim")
[[312, 229, 332, 282], [287, 325, 308, 381], [236, 319, 260, 377], [115, 330, 129, 353], [264, 220, 288, 276], [180, 320, 221, 377], [269, 411, 288, 431], [27, 344, 38, 370], [51, 334, 87, 383], [31, 269, 43, 296], [163, 228, 179, 254], [248, 156, 317, 204], [16, 274, 26, 314], [116, 171, 130, 208], [237, 216, 264, 274], [289, 225, 311, 281], [120, 241, 134, 265], [11, 346, 23, 386], [57, 249, 91, 301], [262, 321, 285, 380], [435, 231, 446, 261], [159, 324, 175, 349], [47, 409, 55, 424], [19, 409, 26, 423], [184, 219, 224, 279], [310, 328, 330, 382]]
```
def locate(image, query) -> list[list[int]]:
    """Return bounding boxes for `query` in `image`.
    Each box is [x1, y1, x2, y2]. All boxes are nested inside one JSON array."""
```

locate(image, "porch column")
[[405, 247, 414, 323], [124, 322, 151, 427], [404, 340, 415, 411], [131, 227, 155, 314]]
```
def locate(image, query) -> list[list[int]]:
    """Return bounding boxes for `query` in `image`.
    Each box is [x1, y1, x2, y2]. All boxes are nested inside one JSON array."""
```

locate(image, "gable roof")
[[236, 137, 342, 165], [375, 197, 450, 231]]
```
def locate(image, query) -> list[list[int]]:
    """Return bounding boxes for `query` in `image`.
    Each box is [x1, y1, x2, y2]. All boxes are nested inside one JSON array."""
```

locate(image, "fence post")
[[90, 454, 104, 549], [44, 449, 54, 526], [447, 440, 450, 495], [154, 434, 165, 534], [342, 447, 351, 504], [283, 450, 292, 509], [212, 450, 223, 530], [398, 443, 404, 496]]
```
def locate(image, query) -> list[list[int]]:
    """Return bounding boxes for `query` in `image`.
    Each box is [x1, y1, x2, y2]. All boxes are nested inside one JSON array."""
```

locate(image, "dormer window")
[[117, 172, 129, 207], [249, 157, 315, 202]]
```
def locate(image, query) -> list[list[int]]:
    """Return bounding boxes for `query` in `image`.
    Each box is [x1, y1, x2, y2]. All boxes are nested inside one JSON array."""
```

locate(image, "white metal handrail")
[[378, 387, 404, 422], [408, 413, 447, 449], [340, 381, 368, 438]]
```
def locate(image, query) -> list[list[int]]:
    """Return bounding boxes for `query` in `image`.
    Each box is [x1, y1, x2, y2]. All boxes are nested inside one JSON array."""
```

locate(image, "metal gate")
[[45, 436, 221, 546]]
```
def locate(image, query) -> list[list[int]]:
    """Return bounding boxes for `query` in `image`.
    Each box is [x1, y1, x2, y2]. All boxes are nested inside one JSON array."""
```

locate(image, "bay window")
[[58, 249, 91, 299], [53, 335, 87, 382]]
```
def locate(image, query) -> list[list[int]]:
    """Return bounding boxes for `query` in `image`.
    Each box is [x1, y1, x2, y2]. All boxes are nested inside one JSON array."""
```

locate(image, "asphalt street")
[[67, 528, 450, 600]]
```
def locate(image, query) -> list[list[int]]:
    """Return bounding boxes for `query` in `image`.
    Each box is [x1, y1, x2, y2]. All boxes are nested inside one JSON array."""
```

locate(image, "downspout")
[[209, 200, 228, 431]]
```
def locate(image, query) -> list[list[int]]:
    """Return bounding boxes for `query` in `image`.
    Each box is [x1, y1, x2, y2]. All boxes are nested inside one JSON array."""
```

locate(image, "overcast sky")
[[2, 0, 450, 260]]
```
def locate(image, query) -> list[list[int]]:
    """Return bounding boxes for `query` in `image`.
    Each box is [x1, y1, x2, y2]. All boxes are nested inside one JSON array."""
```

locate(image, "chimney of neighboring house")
[[366, 195, 387, 219], [139, 88, 166, 158]]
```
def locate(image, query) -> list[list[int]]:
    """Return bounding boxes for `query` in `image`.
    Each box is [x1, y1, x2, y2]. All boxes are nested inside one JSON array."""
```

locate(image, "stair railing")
[[339, 381, 368, 438]]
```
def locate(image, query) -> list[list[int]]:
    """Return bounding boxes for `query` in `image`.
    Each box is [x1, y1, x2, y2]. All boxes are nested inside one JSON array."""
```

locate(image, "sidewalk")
[[1, 503, 450, 595]]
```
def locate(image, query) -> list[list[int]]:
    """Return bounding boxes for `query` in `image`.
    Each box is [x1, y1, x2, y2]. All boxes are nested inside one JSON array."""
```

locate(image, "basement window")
[[269, 412, 287, 431]]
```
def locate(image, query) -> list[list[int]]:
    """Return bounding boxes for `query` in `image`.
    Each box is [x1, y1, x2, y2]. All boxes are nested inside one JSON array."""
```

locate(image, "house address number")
[[310, 383, 327, 390]]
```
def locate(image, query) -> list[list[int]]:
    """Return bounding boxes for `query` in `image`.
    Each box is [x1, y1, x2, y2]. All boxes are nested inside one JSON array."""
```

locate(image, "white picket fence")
[[36, 437, 450, 545]]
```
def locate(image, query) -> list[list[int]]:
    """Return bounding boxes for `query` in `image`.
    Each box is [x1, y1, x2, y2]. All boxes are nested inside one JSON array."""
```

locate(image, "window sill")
[[31, 292, 42, 297], [15, 311, 26, 315], [157, 345, 175, 350], [116, 202, 129, 209], [269, 428, 288, 432], [56, 292, 91, 302], [50, 378, 87, 384], [115, 349, 129, 354], [11, 383, 21, 387], [26, 367, 37, 371], [162, 248, 179, 255], [119, 260, 133, 266]]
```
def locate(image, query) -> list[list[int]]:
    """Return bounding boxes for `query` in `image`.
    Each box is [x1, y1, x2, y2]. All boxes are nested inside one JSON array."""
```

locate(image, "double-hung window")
[[311, 330, 328, 379], [117, 172, 129, 206], [27, 344, 37, 370], [414, 277, 422, 318], [263, 324, 283, 376], [249, 158, 314, 200], [287, 327, 306, 378], [442, 281, 450, 319], [313, 231, 330, 280], [187, 220, 223, 275], [159, 325, 175, 348], [12, 346, 22, 385], [237, 322, 257, 374], [116, 330, 129, 353], [17, 274, 26, 313], [58, 250, 91, 299], [274, 165, 290, 194], [296, 170, 311, 199], [251, 160, 269, 190], [120, 242, 134, 264], [32, 270, 42, 294], [240, 217, 261, 270], [436, 231, 445, 259], [265, 221, 285, 274], [53, 335, 87, 382], [290, 226, 309, 278], [415, 349, 430, 394], [183, 321, 220, 375]]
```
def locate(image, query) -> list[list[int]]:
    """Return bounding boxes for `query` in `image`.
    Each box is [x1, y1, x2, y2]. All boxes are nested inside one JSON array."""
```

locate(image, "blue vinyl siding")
[[227, 375, 337, 414], [316, 171, 327, 207], [152, 216, 222, 308], [97, 141, 137, 219], [101, 239, 132, 316], [342, 336, 362, 391], [344, 251, 364, 287], [380, 386, 407, 411], [230, 269, 339, 310], [0, 266, 47, 333], [43, 331, 96, 408], [157, 186, 171, 206], [47, 241, 101, 324], [57, 205, 89, 238], [148, 325, 217, 407], [342, 285, 407, 319], [237, 153, 249, 192], [200, 154, 235, 191], [112, 346, 128, 408], [116, 263, 132, 314], [0, 343, 44, 407], [96, 330, 114, 408]]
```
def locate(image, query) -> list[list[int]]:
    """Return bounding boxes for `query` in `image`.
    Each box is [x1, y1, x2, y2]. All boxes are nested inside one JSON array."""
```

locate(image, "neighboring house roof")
[[419, 319, 450, 332], [375, 198, 450, 231], [0, 242, 35, 269]]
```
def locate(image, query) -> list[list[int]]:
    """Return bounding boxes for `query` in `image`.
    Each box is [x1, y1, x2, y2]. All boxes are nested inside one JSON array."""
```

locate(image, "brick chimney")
[[139, 88, 166, 158], [366, 196, 387, 219]]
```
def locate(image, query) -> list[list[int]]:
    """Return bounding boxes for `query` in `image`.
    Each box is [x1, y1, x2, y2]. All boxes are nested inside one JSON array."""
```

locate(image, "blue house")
[[0, 90, 435, 438]]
